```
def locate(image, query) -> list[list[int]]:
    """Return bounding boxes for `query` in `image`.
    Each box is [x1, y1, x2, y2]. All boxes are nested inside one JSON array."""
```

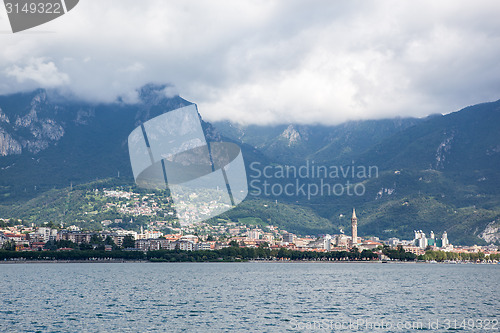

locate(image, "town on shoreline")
[[2, 208, 499, 263]]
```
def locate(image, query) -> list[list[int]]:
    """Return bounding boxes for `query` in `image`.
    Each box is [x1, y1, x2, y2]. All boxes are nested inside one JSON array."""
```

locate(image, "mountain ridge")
[[1, 86, 499, 245]]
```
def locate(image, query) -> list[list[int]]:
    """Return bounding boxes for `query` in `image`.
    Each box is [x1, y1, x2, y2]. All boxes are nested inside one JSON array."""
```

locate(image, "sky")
[[1, 0, 500, 125]]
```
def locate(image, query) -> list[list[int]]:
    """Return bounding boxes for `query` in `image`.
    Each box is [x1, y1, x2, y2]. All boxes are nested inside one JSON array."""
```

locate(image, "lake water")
[[0, 262, 498, 332]]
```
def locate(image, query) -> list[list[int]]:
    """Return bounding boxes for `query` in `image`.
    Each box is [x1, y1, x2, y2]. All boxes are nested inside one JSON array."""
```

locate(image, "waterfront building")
[[413, 230, 451, 249], [387, 237, 400, 247], [323, 234, 332, 251], [31, 227, 57, 242], [359, 240, 383, 251], [194, 242, 212, 251], [57, 231, 92, 244], [136, 239, 156, 251], [283, 233, 296, 244], [402, 245, 426, 256], [442, 231, 449, 247], [177, 240, 194, 251], [414, 230, 427, 249], [334, 233, 350, 248]]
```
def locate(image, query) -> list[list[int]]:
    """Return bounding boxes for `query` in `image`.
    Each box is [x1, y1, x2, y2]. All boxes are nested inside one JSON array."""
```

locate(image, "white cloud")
[[5, 58, 69, 87], [118, 62, 144, 73], [161, 86, 178, 99], [0, 0, 500, 124]]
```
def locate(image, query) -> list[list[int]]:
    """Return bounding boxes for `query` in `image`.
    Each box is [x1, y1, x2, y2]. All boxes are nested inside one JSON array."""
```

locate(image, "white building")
[[414, 230, 428, 249], [323, 234, 332, 251], [387, 237, 400, 247], [29, 227, 57, 242], [194, 242, 212, 251], [177, 240, 194, 251], [334, 234, 350, 248], [412, 230, 451, 249], [180, 235, 198, 243], [248, 229, 262, 240], [442, 231, 449, 247]]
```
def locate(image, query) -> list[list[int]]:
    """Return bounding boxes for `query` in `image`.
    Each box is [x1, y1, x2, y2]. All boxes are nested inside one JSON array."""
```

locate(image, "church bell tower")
[[351, 208, 358, 245]]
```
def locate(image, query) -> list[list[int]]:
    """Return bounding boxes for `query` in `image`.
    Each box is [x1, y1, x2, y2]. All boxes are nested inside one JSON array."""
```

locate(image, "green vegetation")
[[122, 235, 135, 248], [0, 247, 380, 262], [382, 245, 416, 261], [213, 198, 336, 235], [418, 250, 500, 262], [0, 249, 144, 261], [0, 179, 176, 231], [0, 180, 337, 236]]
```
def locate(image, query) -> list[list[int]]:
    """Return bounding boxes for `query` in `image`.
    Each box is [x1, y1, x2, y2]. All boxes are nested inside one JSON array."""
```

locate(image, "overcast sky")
[[1, 1, 500, 125]]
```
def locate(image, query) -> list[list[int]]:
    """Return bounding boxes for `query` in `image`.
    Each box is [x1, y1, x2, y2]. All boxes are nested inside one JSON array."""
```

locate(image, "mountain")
[[0, 85, 233, 202], [349, 101, 500, 245], [360, 100, 500, 168], [1, 86, 499, 245], [213, 100, 500, 245], [214, 118, 423, 165]]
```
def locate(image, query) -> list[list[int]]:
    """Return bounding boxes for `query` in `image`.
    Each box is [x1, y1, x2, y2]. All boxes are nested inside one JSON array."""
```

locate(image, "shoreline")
[[1, 259, 497, 264]]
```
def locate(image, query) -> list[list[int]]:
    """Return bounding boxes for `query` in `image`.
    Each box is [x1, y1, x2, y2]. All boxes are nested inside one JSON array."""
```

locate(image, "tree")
[[44, 221, 57, 229], [44, 240, 77, 250], [104, 236, 115, 246], [104, 236, 118, 250], [44, 240, 57, 251], [229, 240, 239, 247], [2, 240, 16, 251], [360, 249, 377, 260], [277, 248, 288, 259], [122, 235, 135, 248], [405, 252, 417, 261], [90, 234, 103, 245], [79, 242, 93, 250], [57, 240, 77, 249]]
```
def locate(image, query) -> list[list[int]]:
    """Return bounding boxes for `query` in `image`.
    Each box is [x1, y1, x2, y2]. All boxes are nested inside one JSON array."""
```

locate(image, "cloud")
[[161, 86, 178, 99], [5, 58, 70, 87], [0, 0, 500, 125], [118, 62, 145, 73]]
